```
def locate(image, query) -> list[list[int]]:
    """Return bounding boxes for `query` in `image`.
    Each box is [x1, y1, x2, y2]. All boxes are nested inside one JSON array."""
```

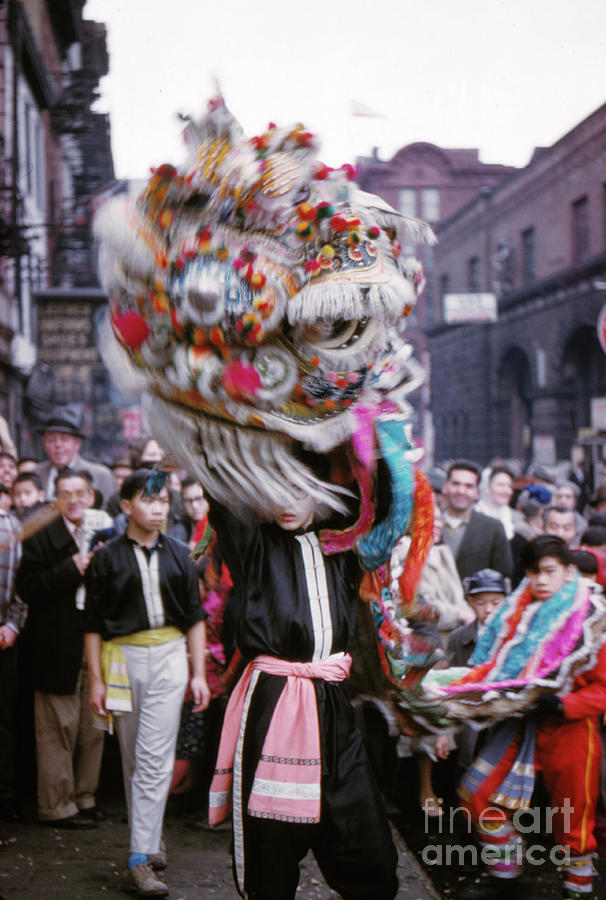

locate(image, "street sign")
[[443, 293, 497, 324]]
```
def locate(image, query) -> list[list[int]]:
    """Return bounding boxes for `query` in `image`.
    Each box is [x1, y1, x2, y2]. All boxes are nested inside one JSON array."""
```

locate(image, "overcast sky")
[[84, 0, 606, 180]]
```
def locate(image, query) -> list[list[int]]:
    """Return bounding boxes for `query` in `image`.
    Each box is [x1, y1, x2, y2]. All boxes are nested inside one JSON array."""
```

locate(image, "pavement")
[[0, 788, 439, 900]]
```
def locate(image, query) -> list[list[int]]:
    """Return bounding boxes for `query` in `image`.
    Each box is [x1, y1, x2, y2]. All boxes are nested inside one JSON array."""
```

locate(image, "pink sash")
[[209, 653, 352, 824]]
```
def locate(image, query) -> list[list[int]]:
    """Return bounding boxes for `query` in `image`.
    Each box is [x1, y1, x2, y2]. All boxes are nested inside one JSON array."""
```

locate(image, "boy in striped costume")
[[457, 536, 606, 900]]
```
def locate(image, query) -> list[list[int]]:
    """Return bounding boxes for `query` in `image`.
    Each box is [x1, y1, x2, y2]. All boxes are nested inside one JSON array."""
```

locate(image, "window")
[[398, 188, 416, 217], [521, 227, 535, 285], [23, 101, 45, 210], [468, 257, 480, 292], [493, 241, 515, 294], [24, 102, 33, 196], [421, 188, 440, 221], [439, 273, 450, 299], [572, 196, 590, 264]]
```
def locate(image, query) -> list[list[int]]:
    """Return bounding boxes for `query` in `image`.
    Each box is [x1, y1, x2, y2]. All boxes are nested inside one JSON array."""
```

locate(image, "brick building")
[[0, 0, 114, 454], [429, 102, 606, 471], [356, 143, 516, 447]]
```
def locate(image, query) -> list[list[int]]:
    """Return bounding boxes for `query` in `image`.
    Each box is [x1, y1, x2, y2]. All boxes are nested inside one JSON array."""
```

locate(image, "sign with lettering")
[[36, 299, 101, 365], [443, 293, 497, 324]]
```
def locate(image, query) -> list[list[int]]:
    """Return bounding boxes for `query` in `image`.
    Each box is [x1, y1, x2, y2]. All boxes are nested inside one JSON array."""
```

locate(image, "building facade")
[[356, 143, 516, 452], [430, 102, 606, 471], [0, 0, 114, 455]]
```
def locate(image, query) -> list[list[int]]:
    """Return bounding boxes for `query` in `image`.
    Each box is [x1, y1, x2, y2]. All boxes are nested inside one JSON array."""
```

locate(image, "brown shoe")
[[148, 837, 167, 870], [122, 862, 169, 896]]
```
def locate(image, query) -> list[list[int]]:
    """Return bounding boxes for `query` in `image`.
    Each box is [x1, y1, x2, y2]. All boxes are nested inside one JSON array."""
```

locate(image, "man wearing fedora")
[[35, 406, 116, 508]]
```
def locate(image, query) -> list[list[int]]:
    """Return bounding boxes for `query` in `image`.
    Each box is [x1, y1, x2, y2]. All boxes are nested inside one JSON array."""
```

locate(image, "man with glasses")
[[34, 406, 116, 507]]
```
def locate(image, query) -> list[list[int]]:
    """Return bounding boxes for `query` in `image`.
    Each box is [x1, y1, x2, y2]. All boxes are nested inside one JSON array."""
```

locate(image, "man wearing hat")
[[35, 406, 116, 508]]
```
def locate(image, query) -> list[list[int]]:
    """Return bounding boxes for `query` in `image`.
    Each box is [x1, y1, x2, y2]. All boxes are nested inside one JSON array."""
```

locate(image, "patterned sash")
[[209, 652, 351, 825]]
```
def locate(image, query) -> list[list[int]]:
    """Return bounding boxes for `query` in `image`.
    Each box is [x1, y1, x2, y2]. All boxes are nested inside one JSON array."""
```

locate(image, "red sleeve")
[[561, 642, 606, 719]]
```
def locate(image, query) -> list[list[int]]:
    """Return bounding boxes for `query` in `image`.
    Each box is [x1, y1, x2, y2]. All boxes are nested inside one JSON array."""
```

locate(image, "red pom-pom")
[[312, 162, 332, 180], [340, 163, 358, 181], [155, 164, 177, 180], [297, 202, 316, 221], [297, 131, 314, 147], [221, 360, 262, 402], [329, 215, 348, 233], [250, 272, 267, 291], [112, 311, 149, 349], [305, 259, 321, 273], [367, 226, 381, 239]]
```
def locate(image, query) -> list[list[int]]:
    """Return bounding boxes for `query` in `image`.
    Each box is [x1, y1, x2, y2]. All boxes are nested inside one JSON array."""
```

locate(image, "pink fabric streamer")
[[209, 653, 352, 825], [320, 406, 376, 555]]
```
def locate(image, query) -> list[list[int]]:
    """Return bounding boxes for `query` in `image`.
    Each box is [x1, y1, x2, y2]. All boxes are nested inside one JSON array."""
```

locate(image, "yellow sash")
[[96, 627, 183, 732]]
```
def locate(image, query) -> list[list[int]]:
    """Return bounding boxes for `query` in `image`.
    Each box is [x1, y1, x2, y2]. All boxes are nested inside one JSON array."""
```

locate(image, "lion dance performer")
[[94, 96, 442, 899], [424, 534, 606, 900]]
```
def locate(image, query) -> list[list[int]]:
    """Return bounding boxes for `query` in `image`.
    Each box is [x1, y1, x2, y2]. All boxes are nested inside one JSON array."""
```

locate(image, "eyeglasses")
[[56, 489, 92, 502], [183, 494, 206, 505]]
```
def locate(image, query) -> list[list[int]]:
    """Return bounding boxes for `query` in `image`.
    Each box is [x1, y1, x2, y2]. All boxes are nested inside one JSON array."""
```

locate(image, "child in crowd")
[[11, 472, 45, 518], [447, 569, 509, 667]]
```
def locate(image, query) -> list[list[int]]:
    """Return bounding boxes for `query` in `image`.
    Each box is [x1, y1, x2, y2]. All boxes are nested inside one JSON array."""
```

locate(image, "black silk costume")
[[208, 499, 398, 900]]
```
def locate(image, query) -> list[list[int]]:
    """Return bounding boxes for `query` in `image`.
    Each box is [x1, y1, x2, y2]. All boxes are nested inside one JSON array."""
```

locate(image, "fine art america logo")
[[421, 799, 574, 867]]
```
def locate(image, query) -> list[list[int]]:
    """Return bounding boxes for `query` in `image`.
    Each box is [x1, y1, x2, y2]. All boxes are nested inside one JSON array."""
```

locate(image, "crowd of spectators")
[[2, 404, 606, 898]]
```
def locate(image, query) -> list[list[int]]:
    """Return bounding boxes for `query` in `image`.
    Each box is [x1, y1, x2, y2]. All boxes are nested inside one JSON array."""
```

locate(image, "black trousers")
[[0, 644, 18, 805], [239, 675, 399, 900]]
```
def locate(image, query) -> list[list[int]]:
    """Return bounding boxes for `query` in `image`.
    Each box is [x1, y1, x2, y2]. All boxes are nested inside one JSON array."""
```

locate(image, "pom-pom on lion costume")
[[94, 96, 444, 723]]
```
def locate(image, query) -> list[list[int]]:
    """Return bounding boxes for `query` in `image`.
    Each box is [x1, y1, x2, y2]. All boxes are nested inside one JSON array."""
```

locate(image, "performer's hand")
[[191, 674, 211, 713], [435, 734, 451, 759], [89, 676, 107, 717], [0, 624, 16, 649], [534, 694, 563, 717]]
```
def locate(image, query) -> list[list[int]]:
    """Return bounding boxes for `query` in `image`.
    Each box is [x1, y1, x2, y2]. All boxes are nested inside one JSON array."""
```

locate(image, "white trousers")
[[114, 639, 187, 855]]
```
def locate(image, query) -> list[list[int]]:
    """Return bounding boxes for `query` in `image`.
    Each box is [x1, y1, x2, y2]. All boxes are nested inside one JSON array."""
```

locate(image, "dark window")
[[572, 196, 590, 264], [521, 227, 535, 285], [468, 257, 480, 292]]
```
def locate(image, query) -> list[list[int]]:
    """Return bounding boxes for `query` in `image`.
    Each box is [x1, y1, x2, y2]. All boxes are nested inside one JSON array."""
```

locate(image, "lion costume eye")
[[302, 318, 369, 350]]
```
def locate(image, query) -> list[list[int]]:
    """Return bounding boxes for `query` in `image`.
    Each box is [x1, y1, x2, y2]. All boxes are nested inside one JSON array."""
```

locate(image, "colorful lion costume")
[[93, 96, 454, 726]]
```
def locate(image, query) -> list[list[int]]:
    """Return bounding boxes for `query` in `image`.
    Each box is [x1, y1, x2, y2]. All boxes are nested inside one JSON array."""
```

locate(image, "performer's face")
[[121, 487, 170, 534], [273, 489, 315, 532], [525, 555, 576, 601], [467, 591, 504, 625]]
